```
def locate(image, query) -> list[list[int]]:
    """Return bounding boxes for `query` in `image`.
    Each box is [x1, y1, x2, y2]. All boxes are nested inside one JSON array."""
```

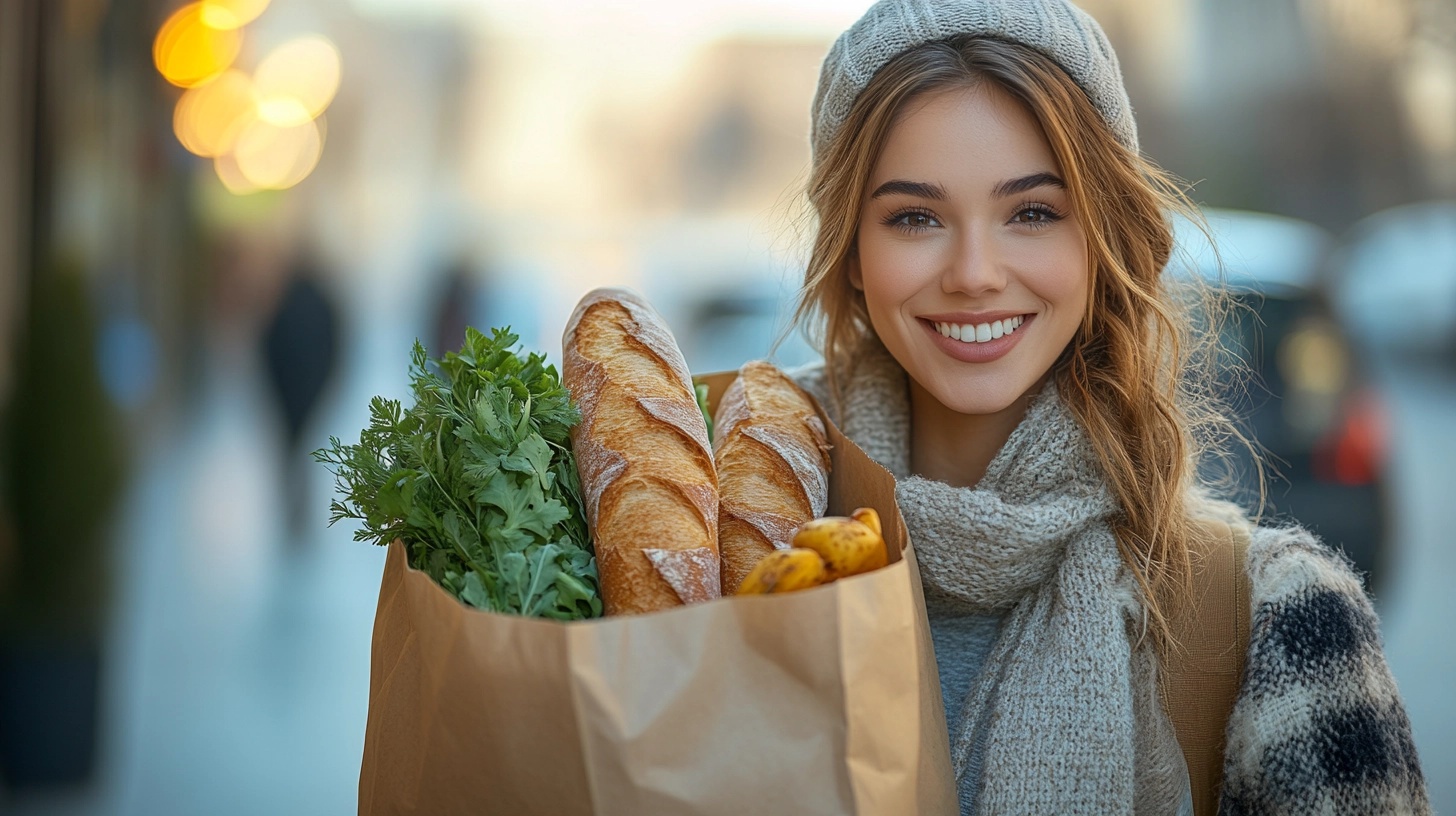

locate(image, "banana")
[[736, 548, 829, 595], [790, 511, 887, 579]]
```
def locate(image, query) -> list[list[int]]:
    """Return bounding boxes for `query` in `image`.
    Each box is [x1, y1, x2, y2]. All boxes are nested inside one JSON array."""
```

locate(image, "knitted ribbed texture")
[[810, 0, 1137, 166]]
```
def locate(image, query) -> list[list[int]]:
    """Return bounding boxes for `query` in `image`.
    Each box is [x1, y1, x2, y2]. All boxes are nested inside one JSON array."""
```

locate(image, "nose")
[[941, 228, 1007, 296]]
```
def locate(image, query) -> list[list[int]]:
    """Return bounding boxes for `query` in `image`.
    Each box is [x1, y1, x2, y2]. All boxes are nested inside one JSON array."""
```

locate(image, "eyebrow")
[[993, 171, 1064, 198], [869, 179, 948, 201], [868, 172, 1065, 202]]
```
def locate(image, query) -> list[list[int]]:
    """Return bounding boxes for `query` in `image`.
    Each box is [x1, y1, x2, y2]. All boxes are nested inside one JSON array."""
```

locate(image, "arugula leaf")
[[314, 326, 602, 619]]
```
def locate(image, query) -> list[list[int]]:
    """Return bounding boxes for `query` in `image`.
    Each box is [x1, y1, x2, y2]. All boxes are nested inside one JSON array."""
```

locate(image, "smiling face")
[[852, 82, 1090, 418]]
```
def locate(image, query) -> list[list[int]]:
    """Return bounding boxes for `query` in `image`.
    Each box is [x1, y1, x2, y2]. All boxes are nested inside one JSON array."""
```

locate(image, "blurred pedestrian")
[[429, 258, 479, 359], [783, 0, 1429, 812], [260, 258, 340, 543]]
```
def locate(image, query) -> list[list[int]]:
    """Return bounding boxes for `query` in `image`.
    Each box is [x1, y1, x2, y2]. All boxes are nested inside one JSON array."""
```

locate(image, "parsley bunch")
[[315, 326, 602, 620]]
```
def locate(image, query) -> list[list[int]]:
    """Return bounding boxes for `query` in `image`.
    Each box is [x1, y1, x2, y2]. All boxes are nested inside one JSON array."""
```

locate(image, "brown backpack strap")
[[1163, 517, 1251, 816]]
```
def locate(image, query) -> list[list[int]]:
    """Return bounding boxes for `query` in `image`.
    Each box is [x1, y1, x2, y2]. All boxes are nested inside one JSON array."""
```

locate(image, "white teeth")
[[933, 316, 1025, 344]]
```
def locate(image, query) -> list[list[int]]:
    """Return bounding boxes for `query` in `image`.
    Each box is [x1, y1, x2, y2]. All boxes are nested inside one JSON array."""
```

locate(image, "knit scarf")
[[833, 337, 1188, 815]]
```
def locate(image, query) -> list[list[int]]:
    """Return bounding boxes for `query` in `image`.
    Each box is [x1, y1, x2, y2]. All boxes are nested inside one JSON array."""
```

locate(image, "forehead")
[[869, 83, 1059, 188]]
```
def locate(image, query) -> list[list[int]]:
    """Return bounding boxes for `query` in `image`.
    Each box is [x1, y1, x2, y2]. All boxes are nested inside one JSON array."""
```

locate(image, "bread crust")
[[713, 360, 831, 595], [562, 287, 720, 615]]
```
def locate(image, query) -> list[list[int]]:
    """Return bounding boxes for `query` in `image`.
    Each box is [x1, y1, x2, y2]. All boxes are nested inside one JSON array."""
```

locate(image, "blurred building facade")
[[7, 0, 1453, 410]]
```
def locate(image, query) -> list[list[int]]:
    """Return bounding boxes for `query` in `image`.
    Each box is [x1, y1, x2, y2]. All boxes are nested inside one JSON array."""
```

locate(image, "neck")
[[907, 377, 1042, 488]]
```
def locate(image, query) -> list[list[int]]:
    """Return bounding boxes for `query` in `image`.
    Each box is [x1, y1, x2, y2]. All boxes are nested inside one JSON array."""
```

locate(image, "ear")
[[848, 252, 864, 292]]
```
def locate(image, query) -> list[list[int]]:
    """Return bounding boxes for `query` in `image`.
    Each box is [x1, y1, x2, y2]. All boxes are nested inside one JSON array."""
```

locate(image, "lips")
[[919, 314, 1034, 363], [931, 315, 1024, 344]]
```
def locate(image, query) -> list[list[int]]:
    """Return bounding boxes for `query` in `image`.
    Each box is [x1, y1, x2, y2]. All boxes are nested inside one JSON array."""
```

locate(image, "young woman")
[[785, 0, 1429, 812]]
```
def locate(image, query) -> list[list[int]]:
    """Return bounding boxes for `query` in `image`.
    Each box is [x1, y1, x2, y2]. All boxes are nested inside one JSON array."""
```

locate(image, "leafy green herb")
[[694, 381, 714, 442], [314, 326, 601, 620]]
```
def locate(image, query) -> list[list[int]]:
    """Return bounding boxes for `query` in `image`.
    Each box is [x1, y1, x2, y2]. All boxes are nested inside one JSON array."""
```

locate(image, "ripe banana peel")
[[736, 548, 829, 594], [791, 509, 888, 580]]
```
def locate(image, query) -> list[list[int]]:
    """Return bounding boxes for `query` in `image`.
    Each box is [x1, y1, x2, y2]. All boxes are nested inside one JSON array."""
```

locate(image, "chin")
[[912, 367, 1039, 418]]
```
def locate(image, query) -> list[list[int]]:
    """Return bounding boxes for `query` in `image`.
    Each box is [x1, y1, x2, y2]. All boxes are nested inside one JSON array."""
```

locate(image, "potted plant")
[[0, 261, 124, 790]]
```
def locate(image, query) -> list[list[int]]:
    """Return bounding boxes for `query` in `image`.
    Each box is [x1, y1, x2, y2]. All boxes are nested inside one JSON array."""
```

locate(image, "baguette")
[[561, 287, 720, 615], [713, 360, 831, 595]]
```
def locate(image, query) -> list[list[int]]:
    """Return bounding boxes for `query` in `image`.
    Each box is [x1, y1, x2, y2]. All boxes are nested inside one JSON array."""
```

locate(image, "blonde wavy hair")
[[789, 35, 1252, 651]]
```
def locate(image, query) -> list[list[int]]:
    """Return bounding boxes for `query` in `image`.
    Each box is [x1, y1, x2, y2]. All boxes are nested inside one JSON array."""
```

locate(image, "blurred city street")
[[7, 314, 406, 816]]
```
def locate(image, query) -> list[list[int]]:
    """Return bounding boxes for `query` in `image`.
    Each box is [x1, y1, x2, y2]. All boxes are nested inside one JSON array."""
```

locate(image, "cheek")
[[1025, 239, 1090, 309], [856, 236, 943, 302]]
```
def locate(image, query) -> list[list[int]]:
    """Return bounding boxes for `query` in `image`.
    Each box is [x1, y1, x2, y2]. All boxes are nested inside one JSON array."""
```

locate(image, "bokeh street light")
[[156, 2, 337, 194]]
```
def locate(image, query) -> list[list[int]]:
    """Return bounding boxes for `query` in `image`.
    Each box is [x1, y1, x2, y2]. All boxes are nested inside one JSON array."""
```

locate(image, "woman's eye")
[[884, 210, 940, 230], [1011, 205, 1062, 227]]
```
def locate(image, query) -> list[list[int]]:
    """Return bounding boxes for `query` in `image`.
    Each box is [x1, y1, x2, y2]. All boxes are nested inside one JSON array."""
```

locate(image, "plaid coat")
[[1220, 525, 1430, 814]]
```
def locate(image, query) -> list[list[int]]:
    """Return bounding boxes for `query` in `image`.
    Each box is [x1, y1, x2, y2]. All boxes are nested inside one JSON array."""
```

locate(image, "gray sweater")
[[925, 603, 1002, 813]]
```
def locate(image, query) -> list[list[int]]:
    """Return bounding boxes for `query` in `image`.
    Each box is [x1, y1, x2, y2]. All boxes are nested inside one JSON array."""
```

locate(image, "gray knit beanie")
[[811, 0, 1137, 164]]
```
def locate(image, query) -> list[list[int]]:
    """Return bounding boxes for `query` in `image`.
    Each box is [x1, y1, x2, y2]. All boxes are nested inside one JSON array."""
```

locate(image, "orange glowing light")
[[173, 69, 256, 157], [233, 117, 323, 190], [199, 0, 271, 30], [153, 3, 242, 88], [252, 36, 342, 127]]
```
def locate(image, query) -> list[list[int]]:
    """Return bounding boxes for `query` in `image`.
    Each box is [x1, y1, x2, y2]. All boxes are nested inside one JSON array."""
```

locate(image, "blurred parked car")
[[1328, 201, 1456, 361], [1174, 209, 1391, 590]]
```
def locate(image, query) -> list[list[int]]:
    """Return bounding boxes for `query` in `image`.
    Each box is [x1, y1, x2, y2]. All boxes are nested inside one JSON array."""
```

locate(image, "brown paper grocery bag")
[[358, 371, 956, 816]]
